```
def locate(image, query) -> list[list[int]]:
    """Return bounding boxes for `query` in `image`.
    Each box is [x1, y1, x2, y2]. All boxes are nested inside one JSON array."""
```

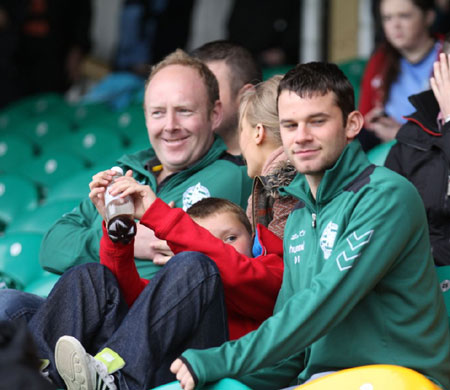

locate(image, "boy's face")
[[193, 211, 253, 257]]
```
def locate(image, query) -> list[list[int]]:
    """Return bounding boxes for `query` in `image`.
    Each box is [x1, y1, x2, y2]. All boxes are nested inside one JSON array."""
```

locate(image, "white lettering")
[[289, 242, 305, 254]]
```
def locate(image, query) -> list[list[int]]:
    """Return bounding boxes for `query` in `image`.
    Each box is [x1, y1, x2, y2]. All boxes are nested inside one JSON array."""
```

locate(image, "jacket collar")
[[280, 141, 370, 207]]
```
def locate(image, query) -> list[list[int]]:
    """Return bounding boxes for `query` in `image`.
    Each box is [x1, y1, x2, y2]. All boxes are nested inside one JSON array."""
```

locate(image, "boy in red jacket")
[[27, 169, 284, 390]]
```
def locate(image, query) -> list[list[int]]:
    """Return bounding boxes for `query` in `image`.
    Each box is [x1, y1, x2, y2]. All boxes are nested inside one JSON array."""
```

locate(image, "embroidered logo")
[[336, 229, 374, 271], [320, 221, 339, 259], [182, 182, 210, 211]]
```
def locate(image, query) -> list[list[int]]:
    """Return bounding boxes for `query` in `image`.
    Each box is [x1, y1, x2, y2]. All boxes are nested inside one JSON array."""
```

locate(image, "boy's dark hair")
[[186, 197, 252, 236], [278, 62, 355, 125], [191, 40, 262, 96]]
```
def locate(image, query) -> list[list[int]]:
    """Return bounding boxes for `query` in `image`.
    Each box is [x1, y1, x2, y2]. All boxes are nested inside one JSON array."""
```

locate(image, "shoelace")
[[87, 355, 117, 390]]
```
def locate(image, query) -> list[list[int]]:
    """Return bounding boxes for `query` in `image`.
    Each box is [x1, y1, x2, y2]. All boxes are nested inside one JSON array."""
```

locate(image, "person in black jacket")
[[385, 42, 450, 266]]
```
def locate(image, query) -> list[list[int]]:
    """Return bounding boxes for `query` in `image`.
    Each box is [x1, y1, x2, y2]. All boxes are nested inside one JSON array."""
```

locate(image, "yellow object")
[[296, 365, 440, 390]]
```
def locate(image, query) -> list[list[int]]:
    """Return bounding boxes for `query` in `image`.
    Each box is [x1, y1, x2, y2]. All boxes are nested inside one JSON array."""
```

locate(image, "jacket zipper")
[[312, 213, 317, 228]]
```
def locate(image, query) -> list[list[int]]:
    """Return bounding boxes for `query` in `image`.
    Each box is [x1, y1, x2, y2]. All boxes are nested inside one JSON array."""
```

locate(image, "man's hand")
[[364, 106, 401, 142], [171, 359, 195, 390], [150, 239, 174, 265], [431, 53, 450, 120]]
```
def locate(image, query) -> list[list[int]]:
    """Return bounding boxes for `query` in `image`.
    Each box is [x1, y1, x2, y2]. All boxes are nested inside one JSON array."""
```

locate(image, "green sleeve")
[[182, 182, 431, 387], [39, 198, 103, 274]]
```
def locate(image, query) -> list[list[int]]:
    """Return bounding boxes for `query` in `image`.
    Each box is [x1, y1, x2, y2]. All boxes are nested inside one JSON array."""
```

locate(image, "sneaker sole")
[[55, 336, 95, 390]]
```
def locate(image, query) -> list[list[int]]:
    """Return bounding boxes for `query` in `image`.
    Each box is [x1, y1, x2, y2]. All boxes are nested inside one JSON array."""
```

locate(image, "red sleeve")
[[140, 199, 284, 322], [358, 49, 386, 118], [100, 222, 149, 306]]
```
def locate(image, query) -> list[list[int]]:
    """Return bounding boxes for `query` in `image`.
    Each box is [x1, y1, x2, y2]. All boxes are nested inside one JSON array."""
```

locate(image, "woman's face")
[[380, 0, 432, 52], [239, 115, 263, 179]]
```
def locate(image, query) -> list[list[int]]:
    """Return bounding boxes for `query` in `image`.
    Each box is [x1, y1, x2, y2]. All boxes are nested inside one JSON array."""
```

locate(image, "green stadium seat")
[[6, 198, 80, 235], [45, 125, 124, 167], [366, 140, 396, 166], [0, 174, 39, 231], [46, 166, 107, 203], [436, 266, 450, 328], [262, 65, 294, 80], [15, 115, 72, 150], [24, 271, 60, 297], [0, 232, 45, 290], [16, 151, 86, 198], [153, 379, 252, 390], [0, 133, 35, 174], [6, 92, 68, 117], [68, 102, 113, 128]]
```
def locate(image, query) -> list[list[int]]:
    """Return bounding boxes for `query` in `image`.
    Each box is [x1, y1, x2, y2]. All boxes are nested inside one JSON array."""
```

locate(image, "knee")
[[0, 289, 44, 322], [61, 263, 116, 285], [167, 252, 219, 276]]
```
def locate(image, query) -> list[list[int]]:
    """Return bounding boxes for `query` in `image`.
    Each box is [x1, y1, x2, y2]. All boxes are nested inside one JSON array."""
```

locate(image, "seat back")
[[436, 266, 450, 328], [0, 133, 35, 174], [296, 364, 439, 389], [0, 232, 45, 290], [366, 140, 396, 166], [0, 174, 39, 231], [6, 198, 81, 235]]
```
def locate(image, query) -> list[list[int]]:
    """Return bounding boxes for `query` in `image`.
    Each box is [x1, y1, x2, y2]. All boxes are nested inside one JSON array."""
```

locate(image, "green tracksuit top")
[[181, 141, 450, 390], [39, 136, 252, 279]]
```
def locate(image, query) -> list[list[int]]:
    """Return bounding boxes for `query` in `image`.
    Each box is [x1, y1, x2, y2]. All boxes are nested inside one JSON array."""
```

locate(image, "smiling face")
[[278, 90, 361, 191], [144, 64, 220, 177], [193, 210, 253, 257], [380, 0, 432, 52]]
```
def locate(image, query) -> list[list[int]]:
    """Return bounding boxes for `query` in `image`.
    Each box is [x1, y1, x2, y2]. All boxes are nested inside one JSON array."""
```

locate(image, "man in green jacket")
[[39, 49, 252, 281], [171, 62, 450, 390]]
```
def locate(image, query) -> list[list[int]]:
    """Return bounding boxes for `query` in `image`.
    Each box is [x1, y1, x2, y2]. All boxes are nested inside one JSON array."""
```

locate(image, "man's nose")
[[164, 110, 180, 130], [294, 124, 313, 144]]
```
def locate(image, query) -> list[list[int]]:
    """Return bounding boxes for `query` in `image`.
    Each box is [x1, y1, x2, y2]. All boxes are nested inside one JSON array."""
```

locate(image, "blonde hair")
[[238, 75, 283, 145], [146, 49, 219, 114]]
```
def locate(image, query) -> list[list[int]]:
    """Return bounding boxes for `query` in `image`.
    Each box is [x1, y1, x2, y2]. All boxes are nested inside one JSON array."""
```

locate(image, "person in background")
[[0, 0, 91, 107], [238, 75, 297, 239], [359, 0, 442, 150], [191, 40, 262, 156], [385, 36, 450, 266], [171, 61, 450, 390]]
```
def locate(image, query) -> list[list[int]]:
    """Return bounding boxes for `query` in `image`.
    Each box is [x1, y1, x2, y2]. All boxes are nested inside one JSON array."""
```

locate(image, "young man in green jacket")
[[171, 62, 450, 390]]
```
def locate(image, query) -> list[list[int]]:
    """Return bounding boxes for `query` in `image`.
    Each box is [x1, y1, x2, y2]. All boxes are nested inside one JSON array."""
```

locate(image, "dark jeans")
[[21, 252, 228, 389]]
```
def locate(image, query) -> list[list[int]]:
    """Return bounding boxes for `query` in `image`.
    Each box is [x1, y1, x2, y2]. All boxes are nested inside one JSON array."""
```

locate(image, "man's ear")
[[210, 99, 223, 131], [237, 83, 255, 100], [345, 111, 364, 141]]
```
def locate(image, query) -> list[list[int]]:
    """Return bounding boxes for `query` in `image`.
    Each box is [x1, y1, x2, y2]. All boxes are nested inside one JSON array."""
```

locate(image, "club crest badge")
[[182, 182, 210, 210], [320, 221, 339, 260]]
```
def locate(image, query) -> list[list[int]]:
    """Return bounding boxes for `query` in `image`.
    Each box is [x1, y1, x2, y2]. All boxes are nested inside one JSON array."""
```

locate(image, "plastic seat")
[[0, 133, 35, 174], [436, 266, 450, 328], [0, 174, 39, 231], [7, 92, 67, 117], [337, 58, 368, 102], [0, 232, 45, 290], [24, 271, 60, 297], [46, 166, 107, 203], [45, 125, 124, 167], [295, 364, 439, 389], [68, 102, 113, 128], [153, 378, 252, 390], [15, 115, 72, 150], [6, 198, 81, 235], [16, 150, 86, 198], [366, 140, 396, 166]]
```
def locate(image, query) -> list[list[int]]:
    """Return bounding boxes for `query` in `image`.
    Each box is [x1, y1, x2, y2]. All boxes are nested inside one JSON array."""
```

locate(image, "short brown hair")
[[146, 49, 219, 113], [187, 197, 252, 236]]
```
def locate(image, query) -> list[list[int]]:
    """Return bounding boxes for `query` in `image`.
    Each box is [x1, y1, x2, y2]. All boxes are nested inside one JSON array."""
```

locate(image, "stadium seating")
[[436, 266, 450, 328], [0, 232, 45, 290], [366, 140, 396, 166], [0, 133, 35, 174], [0, 173, 39, 232], [6, 198, 81, 235], [153, 378, 252, 390], [24, 271, 60, 297]]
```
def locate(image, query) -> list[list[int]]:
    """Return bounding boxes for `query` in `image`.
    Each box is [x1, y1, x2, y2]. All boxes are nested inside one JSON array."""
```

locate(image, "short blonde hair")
[[238, 75, 283, 145], [146, 49, 219, 114]]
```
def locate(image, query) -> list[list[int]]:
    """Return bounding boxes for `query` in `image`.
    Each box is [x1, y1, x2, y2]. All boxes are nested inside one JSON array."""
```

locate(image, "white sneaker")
[[55, 336, 118, 390]]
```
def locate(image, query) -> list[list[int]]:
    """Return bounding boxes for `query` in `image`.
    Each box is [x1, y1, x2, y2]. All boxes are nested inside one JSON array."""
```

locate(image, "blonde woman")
[[239, 75, 297, 239]]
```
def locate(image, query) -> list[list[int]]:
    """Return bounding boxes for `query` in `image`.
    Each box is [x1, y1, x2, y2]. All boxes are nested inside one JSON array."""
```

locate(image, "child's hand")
[[89, 169, 117, 220], [171, 358, 195, 390], [109, 171, 157, 219], [431, 53, 450, 120]]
